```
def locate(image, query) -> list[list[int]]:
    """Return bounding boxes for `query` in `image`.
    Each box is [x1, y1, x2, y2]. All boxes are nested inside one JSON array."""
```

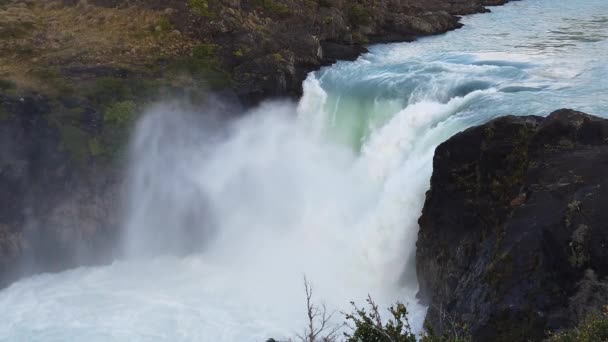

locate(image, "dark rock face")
[[0, 95, 119, 287], [417, 109, 608, 341]]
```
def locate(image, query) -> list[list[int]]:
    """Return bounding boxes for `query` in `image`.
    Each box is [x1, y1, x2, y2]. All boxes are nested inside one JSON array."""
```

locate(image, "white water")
[[1, 0, 608, 340]]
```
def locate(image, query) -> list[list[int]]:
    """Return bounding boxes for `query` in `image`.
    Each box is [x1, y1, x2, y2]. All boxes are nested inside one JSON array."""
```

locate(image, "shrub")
[[289, 274, 473, 342], [344, 296, 472, 342], [344, 296, 417, 342], [348, 4, 372, 27], [549, 306, 608, 342]]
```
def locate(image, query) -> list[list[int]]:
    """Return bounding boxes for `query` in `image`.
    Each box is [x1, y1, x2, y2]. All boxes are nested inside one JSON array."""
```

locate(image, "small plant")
[[549, 306, 608, 342], [344, 296, 416, 342]]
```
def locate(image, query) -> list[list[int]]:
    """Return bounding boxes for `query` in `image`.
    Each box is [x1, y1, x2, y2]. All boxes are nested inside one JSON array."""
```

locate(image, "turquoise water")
[[314, 0, 608, 148], [0, 1, 606, 341]]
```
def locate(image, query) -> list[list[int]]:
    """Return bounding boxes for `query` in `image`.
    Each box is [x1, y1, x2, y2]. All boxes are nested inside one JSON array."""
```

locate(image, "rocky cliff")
[[417, 109, 608, 341]]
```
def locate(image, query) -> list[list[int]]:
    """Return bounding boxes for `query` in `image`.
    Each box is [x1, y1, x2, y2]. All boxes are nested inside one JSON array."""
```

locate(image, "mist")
[[112, 81, 435, 337]]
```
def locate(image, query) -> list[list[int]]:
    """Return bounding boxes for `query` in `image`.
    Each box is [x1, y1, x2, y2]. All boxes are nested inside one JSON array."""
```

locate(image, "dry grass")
[[0, 0, 196, 93]]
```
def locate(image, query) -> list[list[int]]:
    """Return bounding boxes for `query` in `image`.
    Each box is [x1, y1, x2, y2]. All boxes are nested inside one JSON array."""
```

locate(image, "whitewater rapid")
[[1, 0, 608, 340]]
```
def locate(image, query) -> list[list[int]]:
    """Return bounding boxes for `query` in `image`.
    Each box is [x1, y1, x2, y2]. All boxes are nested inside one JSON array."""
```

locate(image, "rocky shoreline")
[[417, 109, 608, 340]]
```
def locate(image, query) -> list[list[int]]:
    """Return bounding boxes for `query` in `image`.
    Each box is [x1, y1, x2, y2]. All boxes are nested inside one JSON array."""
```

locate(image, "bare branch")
[[298, 275, 341, 342]]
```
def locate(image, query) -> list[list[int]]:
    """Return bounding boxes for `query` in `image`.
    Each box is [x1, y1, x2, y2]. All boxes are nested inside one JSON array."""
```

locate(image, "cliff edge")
[[417, 109, 608, 341]]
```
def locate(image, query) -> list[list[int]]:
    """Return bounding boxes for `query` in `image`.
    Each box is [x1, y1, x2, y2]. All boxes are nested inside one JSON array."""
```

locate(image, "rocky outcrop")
[[0, 95, 120, 287], [161, 0, 516, 102], [417, 109, 608, 341]]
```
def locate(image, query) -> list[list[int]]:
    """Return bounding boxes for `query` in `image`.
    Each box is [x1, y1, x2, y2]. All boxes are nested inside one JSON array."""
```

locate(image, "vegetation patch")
[[0, 79, 16, 90], [549, 306, 608, 342], [254, 0, 291, 17], [57, 124, 90, 165], [344, 296, 472, 342], [0, 105, 10, 121], [104, 101, 137, 127], [88, 137, 105, 157], [348, 4, 372, 27], [169, 44, 232, 89], [292, 277, 472, 342], [189, 0, 217, 17]]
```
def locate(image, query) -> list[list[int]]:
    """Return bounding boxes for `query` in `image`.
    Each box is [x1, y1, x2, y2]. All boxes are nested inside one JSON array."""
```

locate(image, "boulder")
[[417, 109, 608, 341]]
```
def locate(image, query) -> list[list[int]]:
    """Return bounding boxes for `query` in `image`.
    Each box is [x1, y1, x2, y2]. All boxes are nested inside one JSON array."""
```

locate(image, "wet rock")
[[0, 94, 119, 287], [417, 109, 608, 341]]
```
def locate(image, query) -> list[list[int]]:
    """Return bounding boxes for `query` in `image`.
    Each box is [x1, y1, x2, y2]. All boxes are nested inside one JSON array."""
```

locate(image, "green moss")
[[0, 18, 35, 39], [88, 137, 105, 157], [192, 44, 218, 59], [86, 77, 131, 105], [491, 125, 535, 203], [189, 0, 214, 17], [233, 49, 244, 57], [169, 44, 232, 89], [352, 31, 369, 44], [104, 101, 136, 126], [0, 105, 10, 121], [158, 17, 172, 32], [29, 68, 73, 96], [484, 252, 514, 290], [150, 17, 173, 36], [58, 124, 90, 165], [0, 79, 16, 91]]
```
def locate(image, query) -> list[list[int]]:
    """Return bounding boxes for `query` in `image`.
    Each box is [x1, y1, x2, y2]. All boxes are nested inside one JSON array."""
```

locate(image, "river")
[[1, 0, 607, 340]]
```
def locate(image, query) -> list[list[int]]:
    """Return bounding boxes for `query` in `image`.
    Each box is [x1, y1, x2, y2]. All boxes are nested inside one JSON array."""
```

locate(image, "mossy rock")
[[88, 137, 106, 157], [189, 0, 215, 17], [0, 79, 16, 91], [168, 44, 233, 89], [104, 101, 137, 126], [254, 0, 291, 17], [0, 105, 11, 121], [57, 124, 91, 165]]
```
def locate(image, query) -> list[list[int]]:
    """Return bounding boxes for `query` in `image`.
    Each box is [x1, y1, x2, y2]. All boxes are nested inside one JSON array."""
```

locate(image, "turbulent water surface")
[[1, 0, 608, 340]]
